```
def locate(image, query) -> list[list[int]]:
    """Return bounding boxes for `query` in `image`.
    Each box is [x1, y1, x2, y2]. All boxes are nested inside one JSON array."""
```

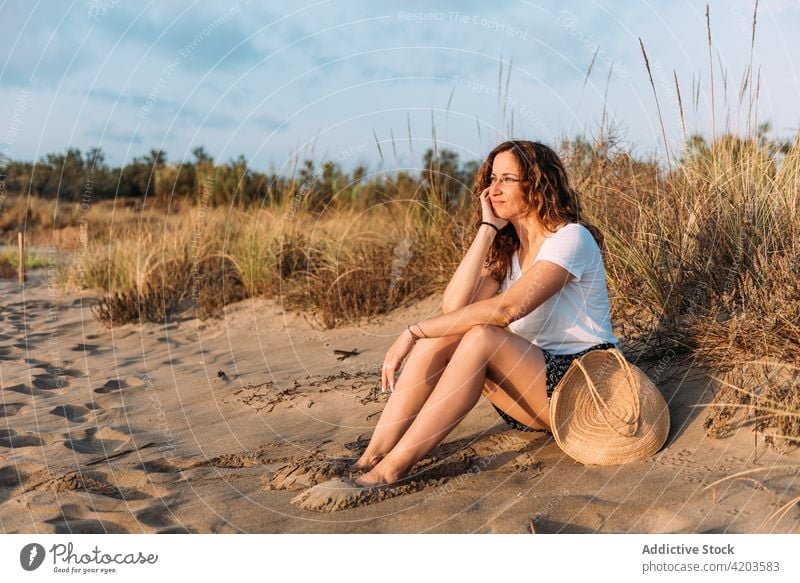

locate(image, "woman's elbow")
[[494, 303, 520, 328]]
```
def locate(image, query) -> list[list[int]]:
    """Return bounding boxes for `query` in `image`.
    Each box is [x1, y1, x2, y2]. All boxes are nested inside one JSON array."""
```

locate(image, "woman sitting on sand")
[[352, 140, 620, 488]]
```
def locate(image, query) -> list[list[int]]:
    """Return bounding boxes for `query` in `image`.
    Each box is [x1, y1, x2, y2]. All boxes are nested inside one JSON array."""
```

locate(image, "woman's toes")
[[354, 471, 384, 487], [351, 455, 383, 472], [354, 467, 404, 488]]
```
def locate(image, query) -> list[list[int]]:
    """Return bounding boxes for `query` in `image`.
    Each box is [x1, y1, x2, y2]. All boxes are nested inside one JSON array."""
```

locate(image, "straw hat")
[[549, 348, 670, 465]]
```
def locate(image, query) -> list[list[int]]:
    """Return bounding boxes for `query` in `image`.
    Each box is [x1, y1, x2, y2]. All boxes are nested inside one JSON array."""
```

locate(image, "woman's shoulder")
[[548, 222, 592, 242], [544, 222, 600, 256], [554, 221, 585, 232]]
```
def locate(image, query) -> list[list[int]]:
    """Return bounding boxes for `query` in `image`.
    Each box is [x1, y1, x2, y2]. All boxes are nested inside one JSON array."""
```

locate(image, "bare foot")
[[354, 466, 404, 487], [349, 453, 384, 472]]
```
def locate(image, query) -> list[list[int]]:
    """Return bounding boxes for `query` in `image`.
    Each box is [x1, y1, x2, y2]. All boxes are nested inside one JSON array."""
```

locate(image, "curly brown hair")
[[474, 140, 604, 284]]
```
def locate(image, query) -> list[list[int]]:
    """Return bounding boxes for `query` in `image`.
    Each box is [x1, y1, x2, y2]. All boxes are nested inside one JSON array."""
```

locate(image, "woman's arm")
[[441, 224, 500, 313], [421, 259, 575, 338], [381, 259, 574, 391]]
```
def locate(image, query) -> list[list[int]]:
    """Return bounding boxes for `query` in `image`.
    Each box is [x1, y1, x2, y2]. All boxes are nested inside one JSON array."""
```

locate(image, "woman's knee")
[[459, 324, 504, 351], [409, 334, 463, 367]]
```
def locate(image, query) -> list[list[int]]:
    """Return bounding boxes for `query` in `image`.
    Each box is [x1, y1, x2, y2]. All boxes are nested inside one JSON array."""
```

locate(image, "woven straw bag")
[[549, 348, 670, 465]]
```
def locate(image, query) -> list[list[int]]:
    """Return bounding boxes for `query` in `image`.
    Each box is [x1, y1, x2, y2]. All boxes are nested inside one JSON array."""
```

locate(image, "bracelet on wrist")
[[407, 323, 429, 343], [479, 221, 501, 234]]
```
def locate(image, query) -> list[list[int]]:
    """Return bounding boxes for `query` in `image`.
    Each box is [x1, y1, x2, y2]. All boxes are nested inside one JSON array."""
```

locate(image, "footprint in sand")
[[32, 374, 70, 391], [3, 382, 55, 398], [71, 343, 102, 353], [157, 337, 182, 349], [45, 512, 130, 534], [0, 464, 28, 490], [91, 468, 167, 498], [94, 379, 127, 394], [161, 358, 183, 366], [26, 358, 51, 368], [26, 332, 50, 344], [63, 427, 131, 455], [104, 469, 170, 499], [0, 429, 58, 448], [136, 503, 182, 529], [32, 365, 84, 379], [138, 458, 182, 473], [0, 402, 26, 417], [50, 404, 99, 424], [0, 461, 50, 502]]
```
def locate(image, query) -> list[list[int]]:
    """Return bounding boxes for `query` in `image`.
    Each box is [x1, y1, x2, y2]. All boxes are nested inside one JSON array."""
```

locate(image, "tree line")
[[0, 145, 480, 212]]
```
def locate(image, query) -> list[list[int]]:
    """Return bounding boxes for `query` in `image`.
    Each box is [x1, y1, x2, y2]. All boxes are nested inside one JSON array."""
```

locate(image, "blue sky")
[[1, 0, 798, 174]]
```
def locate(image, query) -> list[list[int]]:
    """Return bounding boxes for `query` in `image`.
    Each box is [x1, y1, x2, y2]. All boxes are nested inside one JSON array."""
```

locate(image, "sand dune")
[[1, 269, 798, 533]]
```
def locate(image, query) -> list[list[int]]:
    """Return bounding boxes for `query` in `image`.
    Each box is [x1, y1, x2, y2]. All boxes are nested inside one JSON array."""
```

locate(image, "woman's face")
[[487, 150, 528, 220]]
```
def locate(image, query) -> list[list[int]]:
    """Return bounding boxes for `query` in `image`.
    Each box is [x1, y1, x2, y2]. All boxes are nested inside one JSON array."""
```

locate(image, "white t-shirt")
[[498, 222, 619, 355]]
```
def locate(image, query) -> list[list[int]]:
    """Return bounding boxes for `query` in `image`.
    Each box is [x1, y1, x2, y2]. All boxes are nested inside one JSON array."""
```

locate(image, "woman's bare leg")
[[356, 325, 548, 486], [351, 334, 463, 470]]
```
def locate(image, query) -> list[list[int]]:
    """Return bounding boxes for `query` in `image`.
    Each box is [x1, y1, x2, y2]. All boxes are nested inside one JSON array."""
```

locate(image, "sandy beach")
[[1, 268, 798, 534]]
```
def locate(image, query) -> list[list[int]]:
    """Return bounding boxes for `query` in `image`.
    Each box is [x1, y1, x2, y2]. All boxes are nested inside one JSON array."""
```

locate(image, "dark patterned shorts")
[[491, 342, 618, 434]]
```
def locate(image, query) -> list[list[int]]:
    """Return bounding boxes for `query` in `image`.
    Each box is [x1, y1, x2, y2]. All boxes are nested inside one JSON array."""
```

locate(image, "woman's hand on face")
[[479, 187, 509, 231], [381, 329, 417, 393]]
